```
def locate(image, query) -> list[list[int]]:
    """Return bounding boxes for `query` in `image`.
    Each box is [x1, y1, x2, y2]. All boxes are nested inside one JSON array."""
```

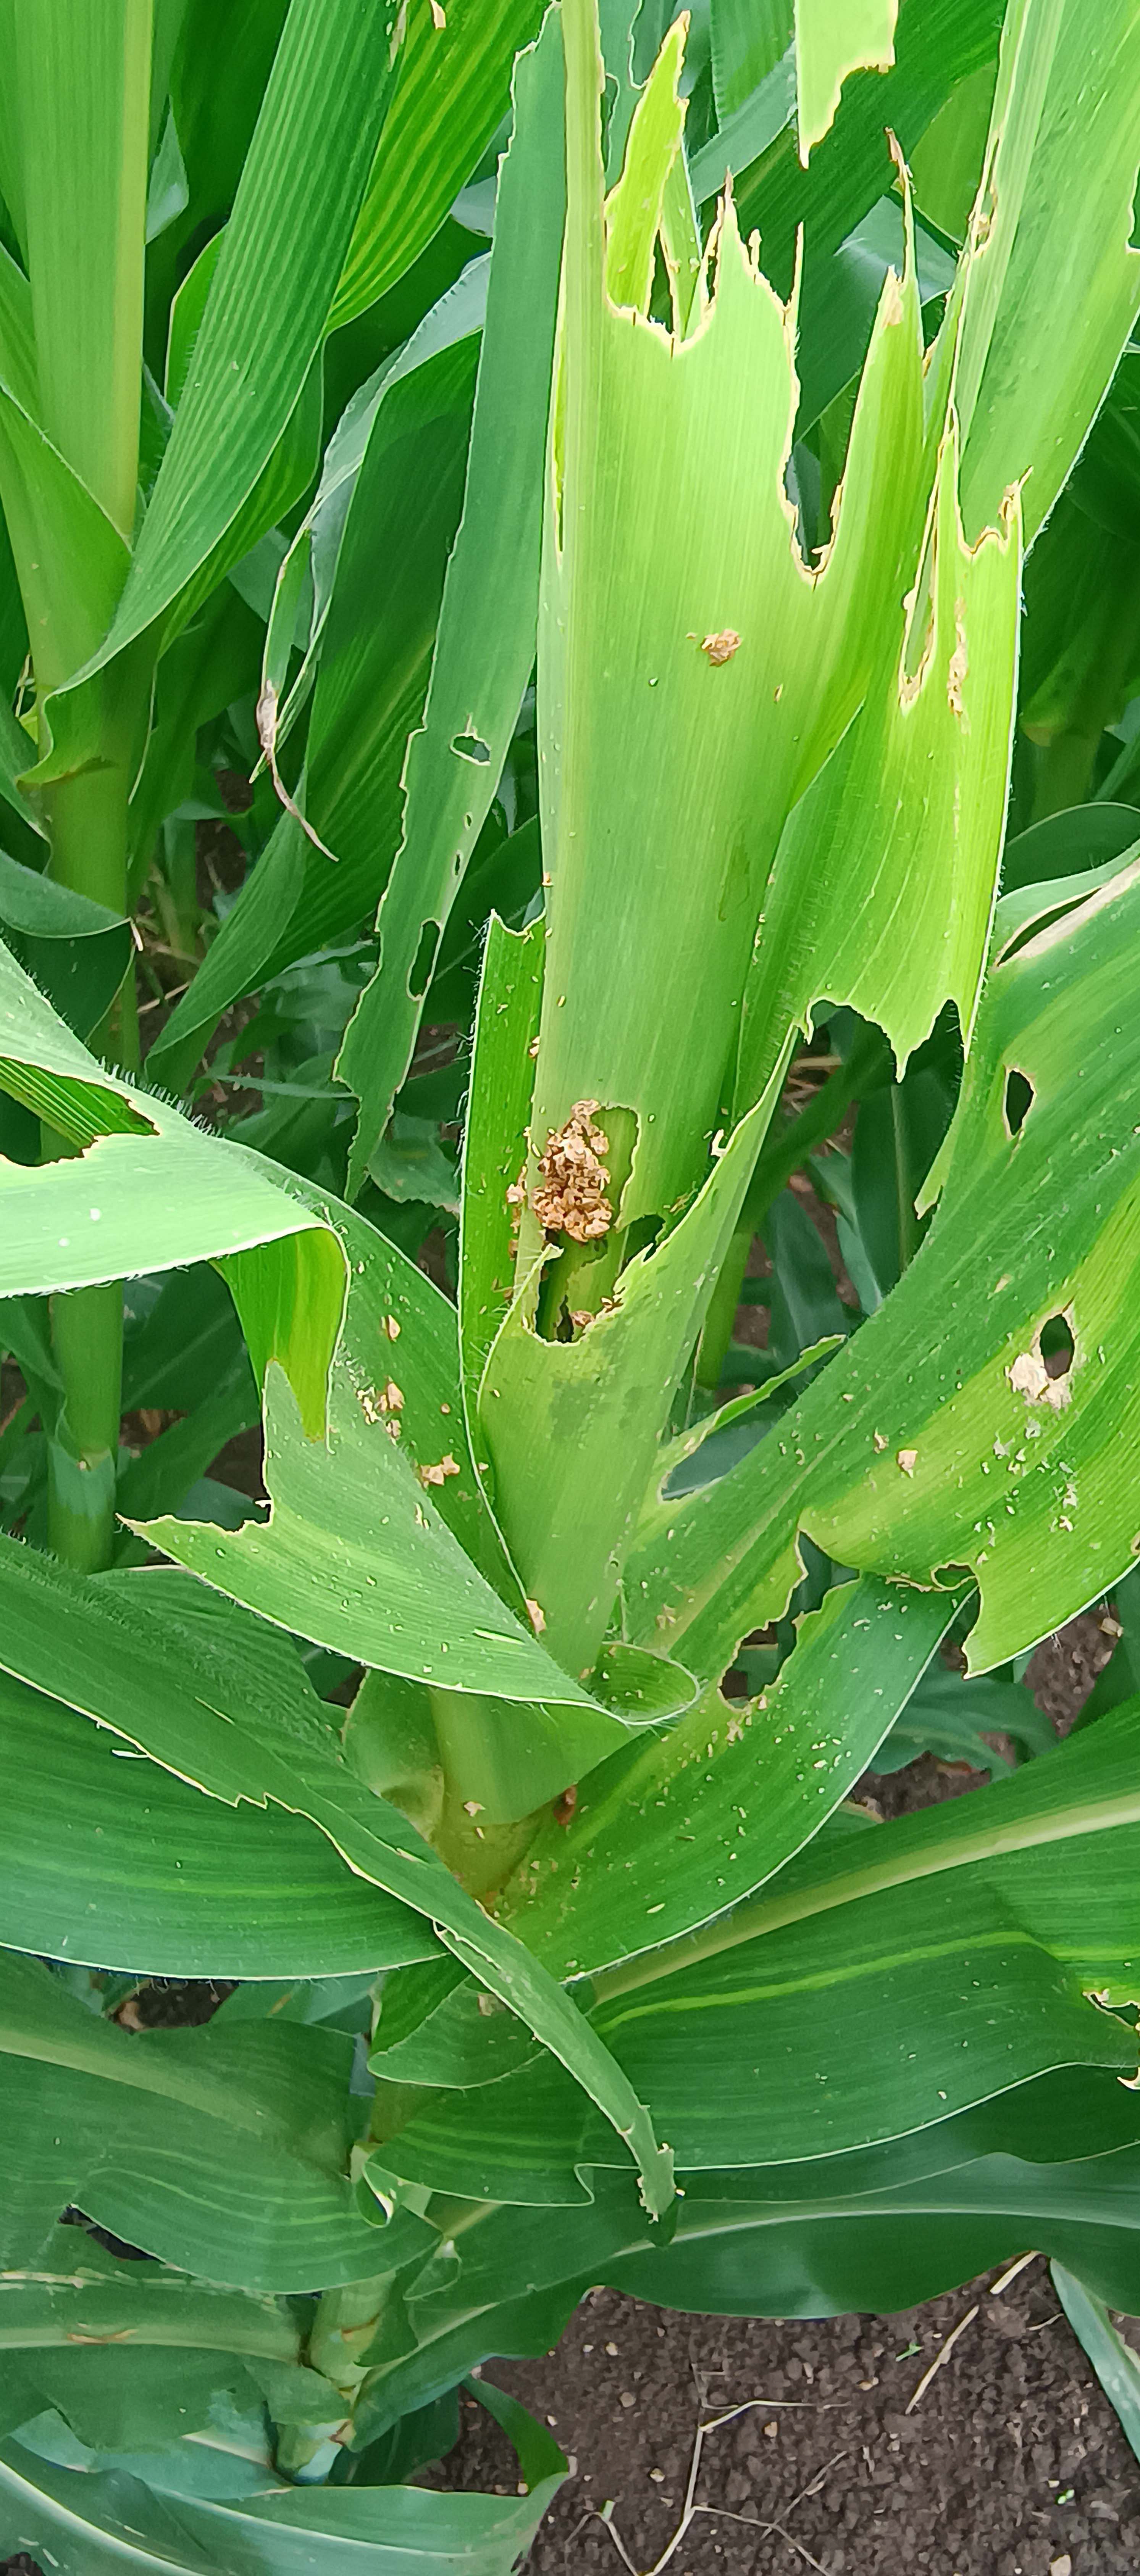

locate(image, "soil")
[[450, 2263, 1140, 2575], [438, 1615, 1137, 2575]]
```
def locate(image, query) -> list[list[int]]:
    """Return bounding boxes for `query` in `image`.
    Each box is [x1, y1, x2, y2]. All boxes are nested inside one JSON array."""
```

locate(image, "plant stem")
[[45, 1280, 124, 1572], [42, 752, 137, 1572], [15, 5, 153, 1571], [276, 2274, 392, 2481], [278, 2250, 434, 2480]]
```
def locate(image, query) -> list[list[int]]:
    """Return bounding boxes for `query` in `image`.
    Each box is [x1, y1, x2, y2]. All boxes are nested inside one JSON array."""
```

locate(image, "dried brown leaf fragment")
[[532, 1100, 614, 1242], [699, 627, 741, 665], [418, 1454, 460, 1488]]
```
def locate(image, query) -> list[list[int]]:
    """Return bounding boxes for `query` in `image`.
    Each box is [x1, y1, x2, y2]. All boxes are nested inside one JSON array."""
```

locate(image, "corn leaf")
[[139, 1357, 585, 1706], [14, 0, 151, 540], [532, 0, 924, 1235], [723, 0, 1005, 290], [150, 327, 481, 1094], [0, 1668, 437, 1980], [950, 0, 1140, 547], [0, 938, 346, 1427], [384, 1701, 1140, 2199], [794, 0, 898, 163], [337, 13, 564, 1184], [625, 856, 1140, 1680], [0, 1952, 412, 2289], [30, 0, 402, 788], [0, 1538, 673, 2217], [710, 0, 792, 121], [1051, 2262, 1140, 2465], [458, 915, 546, 1451], [0, 387, 129, 694], [376, 2088, 1140, 2379], [0, 2439, 564, 2576], [331, 0, 548, 332], [736, 419, 1020, 1105], [499, 1576, 957, 1978], [481, 1087, 782, 1673]]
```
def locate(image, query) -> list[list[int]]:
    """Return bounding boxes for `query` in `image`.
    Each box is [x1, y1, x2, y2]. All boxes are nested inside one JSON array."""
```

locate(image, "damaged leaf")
[[624, 855, 1140, 1680]]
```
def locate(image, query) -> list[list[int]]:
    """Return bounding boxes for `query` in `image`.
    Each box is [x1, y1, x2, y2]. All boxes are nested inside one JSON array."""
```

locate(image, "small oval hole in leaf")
[[1040, 1311, 1075, 1383], [409, 919, 441, 999], [1004, 1068, 1033, 1136], [452, 732, 491, 764]]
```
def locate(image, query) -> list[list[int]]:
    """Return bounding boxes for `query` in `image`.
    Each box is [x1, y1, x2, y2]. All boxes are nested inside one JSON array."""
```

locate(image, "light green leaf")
[[458, 915, 545, 1450], [481, 1086, 783, 1674], [531, 0, 924, 1233], [136, 1178, 565, 1693], [624, 856, 1140, 1681], [500, 1577, 957, 1979], [735, 416, 1021, 1107], [163, 227, 223, 407], [218, 1232, 344, 1445], [603, 15, 687, 314], [949, 0, 1140, 547], [794, 0, 898, 163], [337, 10, 565, 1182], [288, 1180, 520, 1596], [139, 1357, 584, 1704], [0, 937, 346, 1422], [1051, 2262, 1140, 2463]]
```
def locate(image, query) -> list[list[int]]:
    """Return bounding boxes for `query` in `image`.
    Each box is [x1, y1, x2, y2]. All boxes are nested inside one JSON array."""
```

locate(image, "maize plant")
[[5, 0, 1140, 2563]]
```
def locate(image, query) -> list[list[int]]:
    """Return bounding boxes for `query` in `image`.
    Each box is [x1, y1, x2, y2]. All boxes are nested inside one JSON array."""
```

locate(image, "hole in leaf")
[[452, 733, 490, 765], [0, 1057, 156, 1148], [1003, 1068, 1033, 1136], [1039, 1311, 1075, 1382], [409, 920, 441, 999]]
